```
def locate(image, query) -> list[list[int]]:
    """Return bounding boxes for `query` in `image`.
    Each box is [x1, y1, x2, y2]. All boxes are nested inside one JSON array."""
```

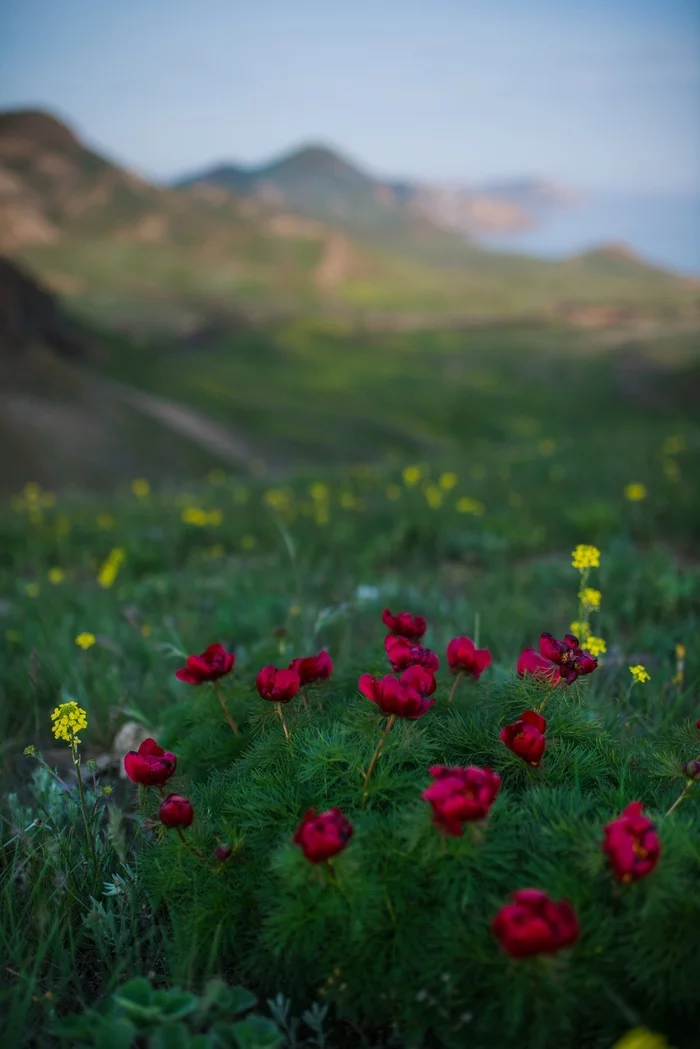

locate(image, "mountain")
[[1, 108, 698, 328]]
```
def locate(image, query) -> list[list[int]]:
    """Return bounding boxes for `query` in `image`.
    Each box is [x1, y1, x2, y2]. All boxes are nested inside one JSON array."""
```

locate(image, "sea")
[[477, 191, 700, 277]]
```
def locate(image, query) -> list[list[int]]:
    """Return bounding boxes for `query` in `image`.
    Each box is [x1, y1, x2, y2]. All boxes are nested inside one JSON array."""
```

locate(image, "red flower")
[[385, 635, 439, 674], [256, 665, 301, 703], [123, 738, 177, 787], [288, 650, 333, 685], [422, 765, 501, 835], [500, 710, 547, 766], [446, 636, 492, 679], [602, 802, 661, 884], [400, 665, 437, 696], [159, 793, 194, 829], [518, 633, 597, 686], [358, 673, 435, 720], [293, 807, 354, 864], [492, 888, 579, 959], [175, 643, 235, 684], [214, 844, 233, 862], [381, 608, 427, 640]]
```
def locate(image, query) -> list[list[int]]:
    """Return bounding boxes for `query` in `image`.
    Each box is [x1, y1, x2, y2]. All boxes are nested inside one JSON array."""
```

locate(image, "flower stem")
[[71, 738, 96, 867], [448, 673, 464, 705], [666, 784, 691, 817], [361, 715, 396, 807], [300, 690, 308, 710], [175, 827, 210, 865], [277, 702, 290, 740], [213, 683, 239, 736]]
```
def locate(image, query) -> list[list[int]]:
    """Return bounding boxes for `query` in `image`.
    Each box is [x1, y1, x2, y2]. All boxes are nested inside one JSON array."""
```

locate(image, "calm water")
[[479, 192, 700, 276]]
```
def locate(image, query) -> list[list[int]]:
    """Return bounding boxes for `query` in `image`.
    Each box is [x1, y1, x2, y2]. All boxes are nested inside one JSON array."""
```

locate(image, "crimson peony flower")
[[159, 793, 194, 829], [422, 765, 501, 835], [447, 636, 492, 678], [385, 635, 439, 674], [288, 650, 333, 685], [500, 710, 547, 766], [602, 802, 661, 884], [293, 807, 354, 864], [400, 664, 437, 696], [358, 673, 435, 720], [175, 643, 235, 684], [381, 608, 427, 639], [492, 888, 579, 959], [124, 738, 177, 787], [517, 633, 597, 686], [256, 665, 301, 703]]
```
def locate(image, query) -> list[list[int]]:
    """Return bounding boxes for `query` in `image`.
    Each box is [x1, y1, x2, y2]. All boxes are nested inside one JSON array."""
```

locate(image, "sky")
[[1, 0, 699, 192]]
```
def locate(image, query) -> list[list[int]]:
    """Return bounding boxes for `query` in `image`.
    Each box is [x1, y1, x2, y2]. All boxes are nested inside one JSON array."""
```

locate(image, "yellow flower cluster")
[[583, 636, 607, 658], [181, 507, 223, 527], [131, 478, 150, 498], [439, 471, 458, 490], [97, 547, 126, 589], [48, 567, 65, 585], [12, 482, 56, 524], [456, 496, 486, 516], [569, 621, 588, 639], [611, 1026, 671, 1049], [424, 485, 443, 510], [629, 664, 650, 684], [264, 487, 295, 513], [51, 701, 88, 744], [572, 545, 600, 570], [402, 465, 422, 487], [624, 482, 647, 502], [579, 588, 601, 610], [75, 632, 96, 650]]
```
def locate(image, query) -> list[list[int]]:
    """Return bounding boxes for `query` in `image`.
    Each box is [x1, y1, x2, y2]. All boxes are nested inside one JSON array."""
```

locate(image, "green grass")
[[1, 323, 699, 1048]]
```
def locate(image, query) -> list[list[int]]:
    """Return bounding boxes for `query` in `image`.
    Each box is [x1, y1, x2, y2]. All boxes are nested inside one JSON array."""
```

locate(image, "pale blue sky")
[[1, 0, 698, 191]]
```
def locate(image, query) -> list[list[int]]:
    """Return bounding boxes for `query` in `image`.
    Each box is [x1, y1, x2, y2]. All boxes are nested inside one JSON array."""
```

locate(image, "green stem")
[[71, 738, 96, 867], [277, 702, 290, 740], [175, 827, 211, 866], [361, 715, 396, 807], [213, 683, 239, 736], [666, 784, 691, 818], [448, 673, 464, 705]]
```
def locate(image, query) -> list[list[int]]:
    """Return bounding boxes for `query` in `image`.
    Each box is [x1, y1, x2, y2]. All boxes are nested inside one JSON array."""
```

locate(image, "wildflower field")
[[1, 330, 699, 1049]]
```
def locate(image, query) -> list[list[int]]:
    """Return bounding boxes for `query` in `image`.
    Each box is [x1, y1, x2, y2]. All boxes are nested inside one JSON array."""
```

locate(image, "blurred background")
[[0, 0, 698, 495]]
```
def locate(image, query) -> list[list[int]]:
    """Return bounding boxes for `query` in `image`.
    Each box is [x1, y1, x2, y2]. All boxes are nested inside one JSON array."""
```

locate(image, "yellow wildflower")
[[131, 478, 150, 498], [611, 1026, 670, 1049], [24, 482, 41, 502], [579, 588, 601, 610], [96, 513, 116, 531], [339, 492, 357, 509], [385, 484, 402, 501], [538, 438, 557, 456], [438, 471, 458, 490], [624, 482, 647, 502], [309, 482, 329, 502], [572, 545, 601, 570], [424, 485, 443, 510], [241, 534, 257, 550], [51, 701, 88, 744], [264, 488, 293, 512], [48, 567, 65, 585], [675, 643, 686, 659], [181, 506, 208, 526], [456, 496, 485, 516], [97, 548, 125, 589], [629, 664, 650, 684], [569, 621, 590, 639], [75, 632, 96, 650], [402, 465, 422, 487], [583, 636, 606, 658], [25, 582, 40, 598]]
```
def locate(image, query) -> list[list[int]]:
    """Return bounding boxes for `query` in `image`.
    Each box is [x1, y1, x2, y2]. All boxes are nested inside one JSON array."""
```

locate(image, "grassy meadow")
[[1, 319, 699, 1049]]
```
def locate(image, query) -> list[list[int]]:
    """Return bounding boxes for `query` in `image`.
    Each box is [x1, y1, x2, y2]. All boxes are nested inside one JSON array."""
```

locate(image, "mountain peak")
[[259, 143, 368, 182], [0, 108, 80, 150]]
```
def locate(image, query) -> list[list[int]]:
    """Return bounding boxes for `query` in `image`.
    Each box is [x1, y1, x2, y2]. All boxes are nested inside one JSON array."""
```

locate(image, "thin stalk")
[[666, 784, 691, 818], [448, 673, 464, 705], [175, 827, 210, 865], [361, 715, 396, 807], [277, 702, 290, 740], [213, 683, 239, 736], [300, 690, 309, 710], [70, 738, 96, 867]]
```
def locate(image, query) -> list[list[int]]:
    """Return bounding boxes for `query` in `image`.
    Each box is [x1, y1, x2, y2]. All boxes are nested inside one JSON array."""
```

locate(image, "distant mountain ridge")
[[175, 142, 576, 239]]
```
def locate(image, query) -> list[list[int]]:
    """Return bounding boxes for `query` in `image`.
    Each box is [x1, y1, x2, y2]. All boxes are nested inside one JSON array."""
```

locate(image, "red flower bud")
[[288, 650, 333, 685], [446, 636, 492, 679], [602, 802, 661, 884], [492, 888, 579, 959], [384, 635, 439, 674], [423, 765, 501, 835], [293, 807, 353, 864], [175, 643, 235, 685], [500, 710, 547, 766], [400, 665, 437, 696], [159, 793, 194, 829], [358, 673, 435, 720], [214, 843, 233, 862], [256, 665, 301, 703], [124, 737, 177, 787], [683, 758, 700, 781], [381, 608, 427, 640]]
